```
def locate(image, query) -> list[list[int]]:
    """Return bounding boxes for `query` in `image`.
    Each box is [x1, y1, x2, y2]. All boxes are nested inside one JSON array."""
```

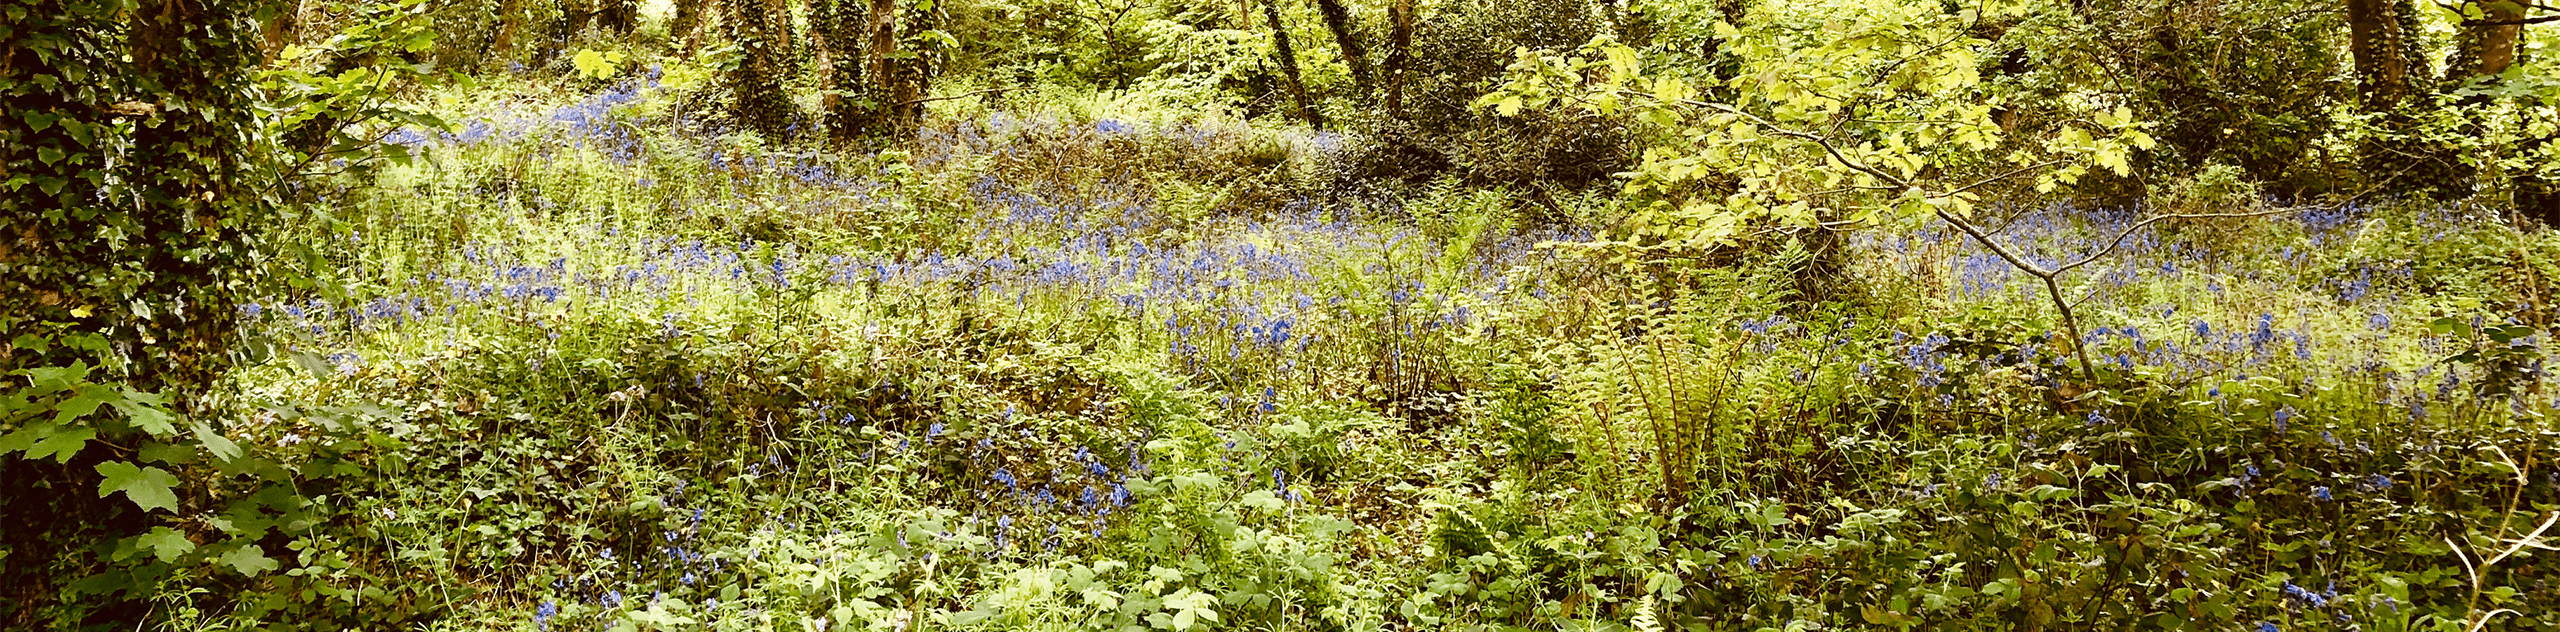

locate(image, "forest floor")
[[222, 72, 2560, 631]]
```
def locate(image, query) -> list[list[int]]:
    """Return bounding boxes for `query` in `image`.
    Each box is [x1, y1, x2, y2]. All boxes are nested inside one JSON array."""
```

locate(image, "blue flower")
[[2257, 622, 2279, 632], [2313, 486, 2332, 501], [536, 601, 558, 631]]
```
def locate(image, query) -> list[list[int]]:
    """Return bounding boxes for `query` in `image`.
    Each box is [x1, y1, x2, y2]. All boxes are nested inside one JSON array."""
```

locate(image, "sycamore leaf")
[[23, 422, 96, 463], [96, 460, 180, 513], [109, 390, 176, 436], [194, 422, 244, 462], [136, 527, 197, 562], [54, 383, 119, 425], [221, 544, 281, 576]]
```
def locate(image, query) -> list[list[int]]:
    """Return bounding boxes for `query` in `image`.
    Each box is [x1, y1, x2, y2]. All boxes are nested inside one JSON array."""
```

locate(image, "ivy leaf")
[[96, 460, 180, 513], [220, 544, 280, 576]]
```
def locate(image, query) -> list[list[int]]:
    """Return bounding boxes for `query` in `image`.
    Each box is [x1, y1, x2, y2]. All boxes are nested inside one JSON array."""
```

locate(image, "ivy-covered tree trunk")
[[2, 0, 272, 623], [491, 0, 526, 66], [725, 0, 799, 137], [814, 0, 861, 143], [671, 0, 713, 57], [2347, 0, 2464, 195]]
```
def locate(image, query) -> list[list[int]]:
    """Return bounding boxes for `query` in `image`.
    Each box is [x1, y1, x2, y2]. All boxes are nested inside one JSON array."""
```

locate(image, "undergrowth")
[[64, 68, 2560, 631]]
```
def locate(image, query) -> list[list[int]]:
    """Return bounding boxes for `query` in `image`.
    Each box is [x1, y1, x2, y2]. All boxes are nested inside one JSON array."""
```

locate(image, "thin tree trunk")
[[493, 0, 524, 65], [1262, 0, 1321, 128], [1382, 0, 1413, 117], [866, 0, 897, 97], [1312, 0, 1372, 98]]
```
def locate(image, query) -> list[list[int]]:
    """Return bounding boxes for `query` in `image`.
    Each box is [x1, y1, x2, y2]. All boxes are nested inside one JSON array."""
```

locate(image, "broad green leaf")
[[96, 460, 179, 513], [194, 422, 243, 462], [109, 390, 176, 436], [220, 544, 280, 576], [53, 383, 119, 425], [135, 527, 196, 562], [1241, 490, 1285, 512], [24, 422, 95, 462]]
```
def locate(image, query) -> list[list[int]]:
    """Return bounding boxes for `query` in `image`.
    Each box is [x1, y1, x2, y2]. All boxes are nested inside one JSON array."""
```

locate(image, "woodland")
[[4, 0, 2560, 630]]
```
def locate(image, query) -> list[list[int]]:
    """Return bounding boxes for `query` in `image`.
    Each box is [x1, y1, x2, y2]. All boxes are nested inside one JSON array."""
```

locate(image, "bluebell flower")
[[536, 601, 558, 631]]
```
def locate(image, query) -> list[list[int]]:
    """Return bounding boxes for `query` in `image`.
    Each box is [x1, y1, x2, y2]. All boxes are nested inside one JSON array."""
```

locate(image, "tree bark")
[[2473, 1, 2524, 77], [1312, 0, 1372, 98], [671, 0, 712, 57], [2346, 0, 2422, 112], [1383, 0, 1413, 117], [724, 0, 797, 137], [1263, 0, 1321, 128], [493, 0, 524, 65]]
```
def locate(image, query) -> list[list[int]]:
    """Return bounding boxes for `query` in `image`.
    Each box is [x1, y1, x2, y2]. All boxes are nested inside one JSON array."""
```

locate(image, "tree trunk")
[[1312, 0, 1372, 98], [2346, 0, 2420, 111], [493, 0, 524, 66], [259, 0, 303, 63], [866, 0, 897, 100], [1382, 0, 1413, 117], [725, 0, 797, 137], [599, 0, 639, 35], [2470, 0, 2524, 78], [2347, 0, 2458, 193], [671, 0, 712, 57], [1262, 0, 1321, 128]]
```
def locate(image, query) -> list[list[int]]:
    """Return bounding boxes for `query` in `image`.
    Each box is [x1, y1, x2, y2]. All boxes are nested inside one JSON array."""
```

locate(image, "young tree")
[[1262, 0, 1321, 127], [1311, 0, 1373, 98], [1482, 0, 2163, 376]]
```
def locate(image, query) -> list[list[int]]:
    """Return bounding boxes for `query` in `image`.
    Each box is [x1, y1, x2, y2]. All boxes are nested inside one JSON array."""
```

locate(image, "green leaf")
[[96, 460, 180, 513], [24, 422, 96, 462], [136, 527, 197, 562], [1241, 490, 1286, 512], [109, 390, 177, 436], [53, 383, 119, 425], [220, 544, 280, 576], [194, 422, 243, 462]]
